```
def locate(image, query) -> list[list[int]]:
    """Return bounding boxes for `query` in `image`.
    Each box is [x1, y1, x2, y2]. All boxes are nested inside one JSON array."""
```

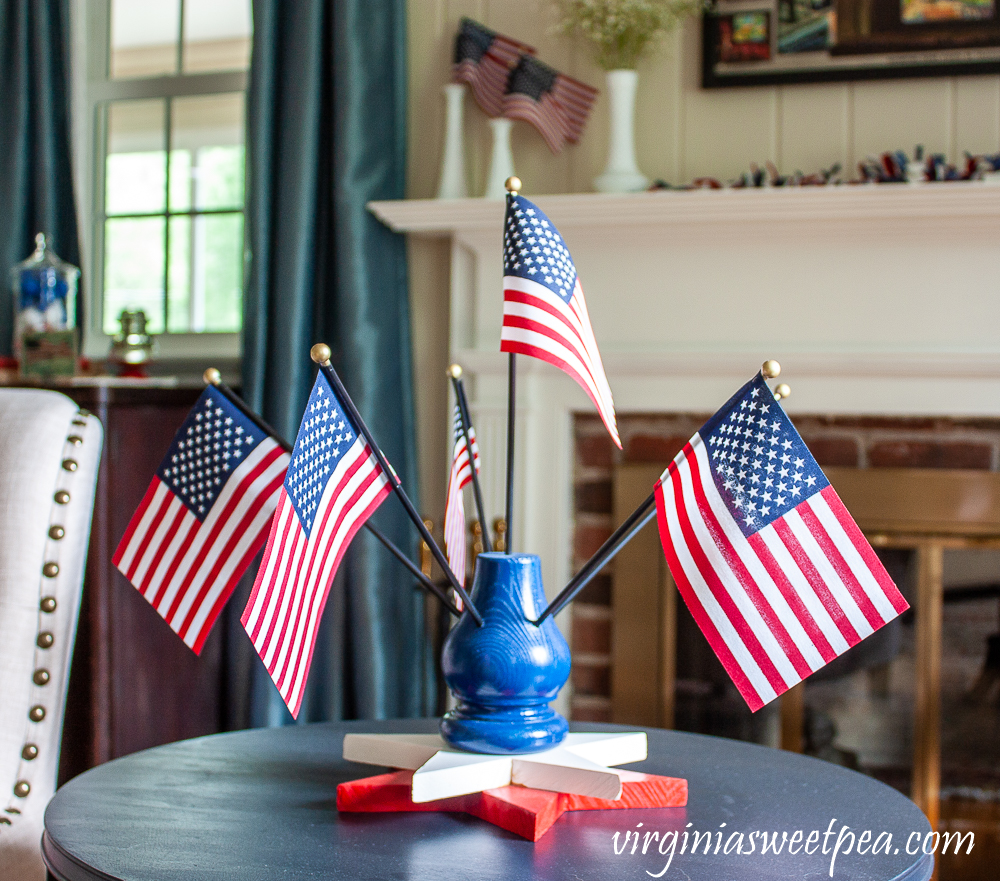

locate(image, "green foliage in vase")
[[556, 0, 706, 70]]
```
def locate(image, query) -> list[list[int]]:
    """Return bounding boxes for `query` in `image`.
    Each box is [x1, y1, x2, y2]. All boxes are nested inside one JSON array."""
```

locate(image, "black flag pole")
[[535, 491, 657, 625], [203, 368, 463, 619], [310, 345, 484, 625], [448, 364, 490, 547], [502, 176, 522, 552], [537, 505, 657, 625]]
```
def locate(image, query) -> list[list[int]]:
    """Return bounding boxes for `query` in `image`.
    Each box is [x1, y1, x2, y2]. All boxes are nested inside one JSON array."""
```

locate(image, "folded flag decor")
[[113, 385, 290, 654], [443, 403, 481, 594], [242, 370, 392, 717], [503, 55, 597, 153], [654, 372, 908, 711], [453, 17, 534, 119], [501, 192, 620, 447]]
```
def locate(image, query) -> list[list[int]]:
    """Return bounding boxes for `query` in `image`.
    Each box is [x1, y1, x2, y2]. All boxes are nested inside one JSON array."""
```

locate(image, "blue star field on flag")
[[283, 378, 360, 536], [157, 386, 263, 520], [503, 195, 577, 302], [702, 374, 829, 537]]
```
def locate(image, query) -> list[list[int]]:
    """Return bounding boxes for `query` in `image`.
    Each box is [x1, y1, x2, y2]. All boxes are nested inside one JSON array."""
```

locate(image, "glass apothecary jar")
[[10, 233, 80, 377]]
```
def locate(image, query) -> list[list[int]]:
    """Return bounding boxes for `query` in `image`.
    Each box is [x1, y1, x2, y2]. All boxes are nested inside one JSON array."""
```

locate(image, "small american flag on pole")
[[443, 404, 481, 595], [654, 373, 908, 711], [503, 55, 597, 153], [501, 193, 620, 448], [113, 387, 290, 654], [453, 18, 534, 118], [242, 370, 392, 717]]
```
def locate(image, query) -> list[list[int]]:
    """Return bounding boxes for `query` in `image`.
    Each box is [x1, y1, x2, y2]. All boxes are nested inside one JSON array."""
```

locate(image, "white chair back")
[[0, 389, 102, 881]]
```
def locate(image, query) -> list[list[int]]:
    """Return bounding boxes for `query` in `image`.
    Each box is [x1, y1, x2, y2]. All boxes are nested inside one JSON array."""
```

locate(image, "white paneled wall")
[[404, 0, 1000, 525]]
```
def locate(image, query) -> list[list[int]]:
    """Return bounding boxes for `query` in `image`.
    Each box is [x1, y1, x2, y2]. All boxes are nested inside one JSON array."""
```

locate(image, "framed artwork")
[[703, 0, 1000, 86]]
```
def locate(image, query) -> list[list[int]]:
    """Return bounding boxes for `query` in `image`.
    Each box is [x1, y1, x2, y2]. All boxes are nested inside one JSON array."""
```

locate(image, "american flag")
[[453, 17, 534, 118], [443, 404, 481, 598], [503, 55, 597, 153], [654, 373, 908, 711], [241, 371, 392, 717], [113, 387, 289, 654], [501, 194, 620, 448]]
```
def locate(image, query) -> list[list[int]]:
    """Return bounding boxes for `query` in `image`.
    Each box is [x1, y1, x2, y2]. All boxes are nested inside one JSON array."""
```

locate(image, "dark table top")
[[43, 719, 933, 881]]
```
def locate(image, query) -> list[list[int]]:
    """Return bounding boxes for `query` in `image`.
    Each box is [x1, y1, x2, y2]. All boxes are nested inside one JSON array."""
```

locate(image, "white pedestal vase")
[[483, 117, 516, 200], [436, 84, 468, 199], [594, 69, 649, 194]]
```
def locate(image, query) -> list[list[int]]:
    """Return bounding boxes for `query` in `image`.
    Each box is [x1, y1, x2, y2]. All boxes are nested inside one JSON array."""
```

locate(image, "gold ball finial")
[[448, 364, 463, 379], [761, 359, 781, 379], [203, 367, 221, 386], [774, 383, 791, 401], [505, 176, 521, 195], [310, 343, 332, 365]]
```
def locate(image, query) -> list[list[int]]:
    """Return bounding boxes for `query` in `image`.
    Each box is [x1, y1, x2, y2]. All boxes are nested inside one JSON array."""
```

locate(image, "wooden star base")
[[337, 768, 688, 841]]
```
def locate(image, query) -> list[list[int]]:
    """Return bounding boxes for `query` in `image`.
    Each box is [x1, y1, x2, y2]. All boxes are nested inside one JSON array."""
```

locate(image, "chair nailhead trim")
[[4, 413, 92, 832]]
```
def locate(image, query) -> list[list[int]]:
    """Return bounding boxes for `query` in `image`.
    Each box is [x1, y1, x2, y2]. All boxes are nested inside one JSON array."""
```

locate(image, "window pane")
[[103, 217, 165, 334], [106, 100, 166, 215], [195, 214, 243, 333], [111, 0, 180, 79], [170, 94, 245, 211], [167, 216, 191, 333], [183, 0, 252, 73]]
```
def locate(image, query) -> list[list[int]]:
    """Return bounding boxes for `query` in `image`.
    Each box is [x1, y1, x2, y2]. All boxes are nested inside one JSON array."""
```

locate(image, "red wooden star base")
[[337, 768, 688, 841]]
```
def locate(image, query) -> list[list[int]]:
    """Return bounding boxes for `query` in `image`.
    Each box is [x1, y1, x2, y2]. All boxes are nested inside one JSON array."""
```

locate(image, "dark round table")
[[43, 719, 933, 881]]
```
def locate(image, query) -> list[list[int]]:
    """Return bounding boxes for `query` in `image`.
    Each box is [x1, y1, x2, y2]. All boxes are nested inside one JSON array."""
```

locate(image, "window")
[[75, 0, 251, 359]]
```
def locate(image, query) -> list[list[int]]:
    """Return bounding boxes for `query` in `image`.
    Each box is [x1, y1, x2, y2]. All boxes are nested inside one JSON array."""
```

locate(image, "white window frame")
[[70, 0, 247, 363]]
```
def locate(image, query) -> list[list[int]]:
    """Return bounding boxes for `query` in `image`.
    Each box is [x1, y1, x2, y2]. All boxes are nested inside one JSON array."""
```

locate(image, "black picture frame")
[[703, 0, 1000, 87]]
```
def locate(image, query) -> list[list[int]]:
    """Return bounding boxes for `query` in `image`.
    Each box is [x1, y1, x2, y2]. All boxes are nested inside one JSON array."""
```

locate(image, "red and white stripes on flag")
[[654, 374, 908, 711], [241, 372, 391, 717], [443, 406, 481, 597], [113, 387, 289, 654], [500, 194, 620, 448], [503, 56, 597, 153]]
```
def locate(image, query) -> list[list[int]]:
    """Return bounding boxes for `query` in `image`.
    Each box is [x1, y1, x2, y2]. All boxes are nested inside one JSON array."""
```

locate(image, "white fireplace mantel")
[[370, 184, 1000, 629]]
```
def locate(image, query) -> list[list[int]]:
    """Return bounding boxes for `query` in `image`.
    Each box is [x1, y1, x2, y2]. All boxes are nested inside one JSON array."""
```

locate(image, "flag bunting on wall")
[[453, 17, 535, 119], [501, 193, 620, 447], [503, 55, 598, 153], [113, 386, 290, 654], [242, 370, 392, 717], [654, 372, 909, 711]]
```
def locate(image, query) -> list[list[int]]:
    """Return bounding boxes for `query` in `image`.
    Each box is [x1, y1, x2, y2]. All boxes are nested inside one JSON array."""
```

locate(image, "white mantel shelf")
[[369, 181, 1000, 233], [373, 182, 1000, 642]]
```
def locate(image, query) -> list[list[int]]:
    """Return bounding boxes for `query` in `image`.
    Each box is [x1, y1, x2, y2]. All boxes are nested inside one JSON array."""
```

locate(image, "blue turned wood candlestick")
[[440, 553, 571, 754]]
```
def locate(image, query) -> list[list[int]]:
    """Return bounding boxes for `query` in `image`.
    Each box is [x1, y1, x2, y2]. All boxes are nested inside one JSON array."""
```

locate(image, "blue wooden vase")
[[440, 553, 571, 754]]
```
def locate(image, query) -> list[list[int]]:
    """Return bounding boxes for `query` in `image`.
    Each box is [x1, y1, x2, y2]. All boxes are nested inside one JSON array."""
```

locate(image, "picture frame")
[[703, 0, 1000, 87]]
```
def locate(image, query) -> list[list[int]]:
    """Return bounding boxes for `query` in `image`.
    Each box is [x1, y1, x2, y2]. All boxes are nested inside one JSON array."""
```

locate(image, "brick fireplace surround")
[[570, 412, 1000, 721]]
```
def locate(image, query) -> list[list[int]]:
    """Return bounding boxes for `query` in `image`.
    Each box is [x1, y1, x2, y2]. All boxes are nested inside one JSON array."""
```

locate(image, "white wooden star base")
[[342, 731, 647, 803]]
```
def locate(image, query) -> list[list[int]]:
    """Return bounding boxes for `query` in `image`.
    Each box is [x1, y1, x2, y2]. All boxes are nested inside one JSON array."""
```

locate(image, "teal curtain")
[[233, 0, 432, 725], [0, 0, 80, 354]]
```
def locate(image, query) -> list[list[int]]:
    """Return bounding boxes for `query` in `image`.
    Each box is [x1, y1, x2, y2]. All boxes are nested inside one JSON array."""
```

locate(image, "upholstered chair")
[[0, 390, 103, 881]]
